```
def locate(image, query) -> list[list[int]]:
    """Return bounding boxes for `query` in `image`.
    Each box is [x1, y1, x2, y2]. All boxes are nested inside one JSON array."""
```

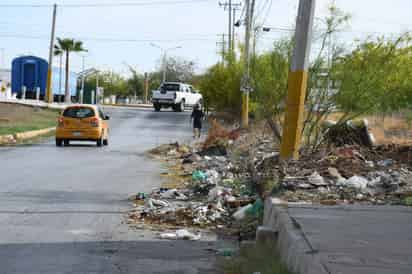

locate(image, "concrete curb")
[[0, 134, 16, 145], [14, 127, 56, 140], [0, 127, 55, 145], [257, 198, 329, 274]]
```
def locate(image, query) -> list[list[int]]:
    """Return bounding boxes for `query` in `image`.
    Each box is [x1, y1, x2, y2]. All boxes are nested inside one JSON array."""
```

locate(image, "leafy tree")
[[126, 65, 144, 98], [147, 56, 197, 99], [164, 56, 196, 82], [251, 39, 292, 140], [199, 58, 243, 113], [54, 38, 87, 103], [334, 33, 412, 121], [83, 71, 128, 97]]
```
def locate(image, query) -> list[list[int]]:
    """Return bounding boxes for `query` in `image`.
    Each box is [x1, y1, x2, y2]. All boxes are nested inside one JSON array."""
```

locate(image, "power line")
[[261, 0, 273, 26], [0, 33, 218, 43], [0, 0, 213, 8]]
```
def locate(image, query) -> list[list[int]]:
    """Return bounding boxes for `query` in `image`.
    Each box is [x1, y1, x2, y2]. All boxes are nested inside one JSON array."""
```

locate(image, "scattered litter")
[[160, 189, 188, 200], [340, 176, 369, 190], [233, 204, 253, 221], [159, 229, 201, 241], [192, 170, 207, 182], [134, 122, 412, 236]]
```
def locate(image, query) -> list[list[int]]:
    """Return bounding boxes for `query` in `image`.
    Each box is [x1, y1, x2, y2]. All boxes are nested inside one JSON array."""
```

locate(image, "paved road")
[[0, 107, 222, 274]]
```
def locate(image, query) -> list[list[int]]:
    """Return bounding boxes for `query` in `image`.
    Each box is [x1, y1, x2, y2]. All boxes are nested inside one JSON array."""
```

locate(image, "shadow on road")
[[0, 240, 223, 274]]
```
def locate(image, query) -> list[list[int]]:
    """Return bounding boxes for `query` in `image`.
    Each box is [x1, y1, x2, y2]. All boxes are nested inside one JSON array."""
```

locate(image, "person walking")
[[191, 104, 204, 138]]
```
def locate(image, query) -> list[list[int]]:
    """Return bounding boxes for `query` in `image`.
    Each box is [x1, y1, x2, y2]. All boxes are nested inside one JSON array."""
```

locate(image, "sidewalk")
[[260, 199, 412, 274], [0, 98, 66, 110]]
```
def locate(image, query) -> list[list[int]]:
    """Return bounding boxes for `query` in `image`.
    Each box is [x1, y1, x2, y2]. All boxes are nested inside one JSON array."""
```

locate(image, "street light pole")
[[96, 70, 99, 104], [81, 55, 85, 104], [150, 43, 181, 83], [162, 52, 167, 83]]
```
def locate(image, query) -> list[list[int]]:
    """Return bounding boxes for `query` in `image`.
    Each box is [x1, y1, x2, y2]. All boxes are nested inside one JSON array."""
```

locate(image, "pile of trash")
[[270, 145, 412, 205], [129, 138, 264, 240], [323, 119, 376, 147], [131, 120, 412, 240]]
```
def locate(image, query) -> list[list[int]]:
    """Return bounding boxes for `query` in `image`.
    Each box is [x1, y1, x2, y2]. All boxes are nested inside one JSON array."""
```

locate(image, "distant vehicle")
[[55, 105, 110, 147], [151, 82, 202, 112]]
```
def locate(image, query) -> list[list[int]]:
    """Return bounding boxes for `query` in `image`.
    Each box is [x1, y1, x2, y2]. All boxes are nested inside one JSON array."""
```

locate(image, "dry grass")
[[0, 103, 59, 135]]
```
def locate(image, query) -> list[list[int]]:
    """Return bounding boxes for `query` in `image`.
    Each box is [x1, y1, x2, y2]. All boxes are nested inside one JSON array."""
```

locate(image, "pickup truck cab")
[[152, 82, 202, 112]]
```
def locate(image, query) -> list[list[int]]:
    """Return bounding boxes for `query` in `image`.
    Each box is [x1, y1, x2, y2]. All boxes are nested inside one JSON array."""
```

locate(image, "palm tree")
[[54, 38, 87, 103]]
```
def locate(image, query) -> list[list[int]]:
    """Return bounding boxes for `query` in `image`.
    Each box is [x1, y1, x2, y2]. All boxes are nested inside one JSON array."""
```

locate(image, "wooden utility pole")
[[219, 1, 241, 52], [231, 5, 241, 51], [45, 4, 57, 104], [280, 0, 316, 160]]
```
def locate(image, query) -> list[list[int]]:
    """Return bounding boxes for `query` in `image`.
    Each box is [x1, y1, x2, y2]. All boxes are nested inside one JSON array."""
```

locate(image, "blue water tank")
[[11, 56, 48, 98]]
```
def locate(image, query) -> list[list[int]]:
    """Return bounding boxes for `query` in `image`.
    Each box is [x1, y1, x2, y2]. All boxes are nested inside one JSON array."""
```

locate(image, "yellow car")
[[55, 105, 110, 147]]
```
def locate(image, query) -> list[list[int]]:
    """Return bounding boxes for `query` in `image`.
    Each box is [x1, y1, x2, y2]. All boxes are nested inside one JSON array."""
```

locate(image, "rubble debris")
[[192, 170, 207, 182], [233, 204, 253, 221], [148, 142, 179, 156], [128, 192, 146, 201], [324, 119, 376, 147], [159, 229, 201, 241], [232, 199, 263, 221], [160, 189, 188, 200], [133, 121, 412, 239], [339, 176, 369, 190]]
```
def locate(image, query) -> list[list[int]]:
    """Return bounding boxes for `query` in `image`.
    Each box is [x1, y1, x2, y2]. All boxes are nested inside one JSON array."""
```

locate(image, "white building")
[[0, 69, 12, 99]]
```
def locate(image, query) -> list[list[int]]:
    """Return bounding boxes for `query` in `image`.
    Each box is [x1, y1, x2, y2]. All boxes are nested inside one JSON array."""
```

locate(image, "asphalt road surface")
[[0, 107, 224, 274]]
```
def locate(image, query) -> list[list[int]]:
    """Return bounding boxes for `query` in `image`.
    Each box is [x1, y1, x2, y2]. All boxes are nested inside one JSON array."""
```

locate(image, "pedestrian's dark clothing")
[[191, 109, 204, 129]]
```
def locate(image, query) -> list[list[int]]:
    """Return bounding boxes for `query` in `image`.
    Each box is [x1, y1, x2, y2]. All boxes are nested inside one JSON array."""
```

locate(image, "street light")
[[150, 43, 182, 83]]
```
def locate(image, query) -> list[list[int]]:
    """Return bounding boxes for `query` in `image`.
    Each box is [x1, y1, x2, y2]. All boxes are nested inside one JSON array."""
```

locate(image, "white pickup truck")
[[151, 82, 203, 112]]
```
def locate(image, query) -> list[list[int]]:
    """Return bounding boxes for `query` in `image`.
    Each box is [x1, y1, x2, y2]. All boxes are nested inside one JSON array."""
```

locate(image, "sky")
[[0, 0, 410, 75]]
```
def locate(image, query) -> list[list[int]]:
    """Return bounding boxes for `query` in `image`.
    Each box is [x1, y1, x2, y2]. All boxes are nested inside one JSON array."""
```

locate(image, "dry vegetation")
[[0, 103, 59, 135]]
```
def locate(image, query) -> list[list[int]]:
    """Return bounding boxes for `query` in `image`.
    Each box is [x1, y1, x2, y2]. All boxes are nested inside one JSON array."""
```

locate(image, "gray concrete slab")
[[262, 199, 412, 274], [0, 107, 224, 274]]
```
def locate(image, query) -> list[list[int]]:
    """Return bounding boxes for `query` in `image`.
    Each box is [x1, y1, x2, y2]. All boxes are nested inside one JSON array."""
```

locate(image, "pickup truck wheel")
[[179, 100, 185, 112], [154, 104, 161, 112]]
